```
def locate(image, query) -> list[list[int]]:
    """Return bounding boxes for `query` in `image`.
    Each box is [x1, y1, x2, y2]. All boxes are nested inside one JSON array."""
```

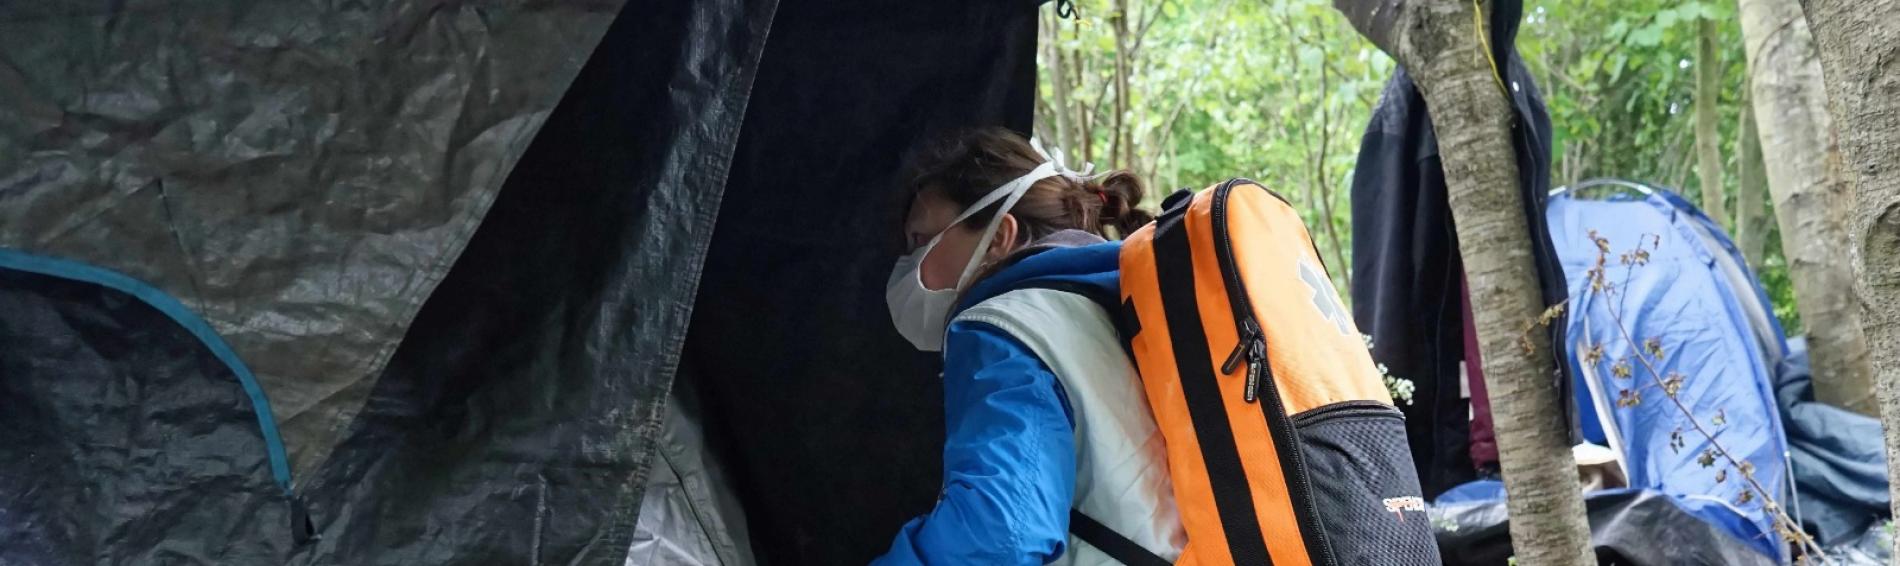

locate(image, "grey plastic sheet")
[[0, 0, 623, 477], [3, 0, 1048, 563], [1431, 489, 1778, 566], [627, 378, 756, 566], [1, 0, 779, 563]]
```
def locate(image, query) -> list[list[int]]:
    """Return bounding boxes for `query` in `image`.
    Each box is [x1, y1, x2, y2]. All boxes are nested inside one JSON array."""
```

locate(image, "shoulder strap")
[[1071, 509, 1171, 566], [987, 280, 1142, 363]]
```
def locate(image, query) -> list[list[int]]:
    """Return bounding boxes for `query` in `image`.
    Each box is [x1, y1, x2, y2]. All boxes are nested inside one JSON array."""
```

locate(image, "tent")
[[1432, 179, 1900, 564], [1, 0, 1036, 563], [1546, 180, 1792, 560], [1427, 180, 1797, 564]]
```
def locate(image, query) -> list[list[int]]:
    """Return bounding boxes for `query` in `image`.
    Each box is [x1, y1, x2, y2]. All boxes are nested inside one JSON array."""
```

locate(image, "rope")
[[1471, 0, 1507, 95]]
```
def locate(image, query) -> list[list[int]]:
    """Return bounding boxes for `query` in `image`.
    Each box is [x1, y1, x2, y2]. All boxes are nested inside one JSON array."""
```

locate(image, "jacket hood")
[[956, 229, 1122, 314]]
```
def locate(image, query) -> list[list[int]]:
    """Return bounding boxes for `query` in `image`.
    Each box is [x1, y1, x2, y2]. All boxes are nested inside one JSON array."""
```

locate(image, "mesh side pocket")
[[1294, 401, 1440, 565]]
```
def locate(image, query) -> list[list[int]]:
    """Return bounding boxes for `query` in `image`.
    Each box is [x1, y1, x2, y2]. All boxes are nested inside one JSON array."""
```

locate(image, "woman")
[[876, 128, 1185, 565]]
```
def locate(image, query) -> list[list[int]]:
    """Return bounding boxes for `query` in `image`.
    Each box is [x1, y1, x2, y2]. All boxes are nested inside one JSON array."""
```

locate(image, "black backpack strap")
[[1070, 509, 1171, 566]]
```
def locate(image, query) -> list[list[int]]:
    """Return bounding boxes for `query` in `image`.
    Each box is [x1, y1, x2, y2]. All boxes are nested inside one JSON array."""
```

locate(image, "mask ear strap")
[[952, 161, 1059, 291]]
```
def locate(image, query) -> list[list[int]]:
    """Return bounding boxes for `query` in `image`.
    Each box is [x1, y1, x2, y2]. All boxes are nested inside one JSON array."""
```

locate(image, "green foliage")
[[1037, 0, 1387, 293], [1035, 0, 1802, 331]]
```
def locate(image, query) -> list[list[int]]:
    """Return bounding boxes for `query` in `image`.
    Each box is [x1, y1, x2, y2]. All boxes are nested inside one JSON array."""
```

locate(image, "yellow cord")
[[1472, 0, 1507, 95]]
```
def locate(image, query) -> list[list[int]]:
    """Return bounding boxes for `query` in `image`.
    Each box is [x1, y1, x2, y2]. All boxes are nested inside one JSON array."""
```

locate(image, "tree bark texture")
[[1737, 0, 1875, 415], [1331, 1, 1593, 564], [1696, 17, 1730, 231], [1734, 107, 1770, 270], [1044, 15, 1077, 153], [1800, 0, 1900, 553]]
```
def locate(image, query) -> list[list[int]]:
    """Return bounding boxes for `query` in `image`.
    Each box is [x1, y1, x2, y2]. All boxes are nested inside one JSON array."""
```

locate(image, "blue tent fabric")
[[1778, 337, 1893, 545], [1546, 187, 1791, 560]]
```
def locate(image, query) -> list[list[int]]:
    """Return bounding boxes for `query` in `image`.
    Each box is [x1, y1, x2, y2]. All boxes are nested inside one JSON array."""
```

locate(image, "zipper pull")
[[1222, 338, 1248, 375], [1244, 338, 1265, 403], [1221, 319, 1263, 375]]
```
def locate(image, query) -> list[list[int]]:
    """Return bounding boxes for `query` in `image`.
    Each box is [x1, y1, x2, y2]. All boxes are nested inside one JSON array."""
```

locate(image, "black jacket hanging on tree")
[[1346, 0, 1572, 499]]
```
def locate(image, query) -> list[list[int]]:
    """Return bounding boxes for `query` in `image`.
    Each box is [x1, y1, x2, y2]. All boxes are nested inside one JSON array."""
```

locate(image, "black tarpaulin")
[[0, 262, 287, 564], [685, 1, 1040, 562], [289, 1, 776, 563], [3, 0, 1050, 563], [1432, 489, 1778, 566], [0, 0, 625, 478], [2, 0, 779, 562]]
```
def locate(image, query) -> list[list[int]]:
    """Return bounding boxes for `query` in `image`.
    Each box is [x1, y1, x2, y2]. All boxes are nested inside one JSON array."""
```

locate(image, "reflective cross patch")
[[1299, 258, 1351, 335]]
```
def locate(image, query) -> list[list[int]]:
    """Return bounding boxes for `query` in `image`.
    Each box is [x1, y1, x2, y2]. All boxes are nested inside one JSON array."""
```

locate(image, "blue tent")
[[1546, 180, 1792, 560]]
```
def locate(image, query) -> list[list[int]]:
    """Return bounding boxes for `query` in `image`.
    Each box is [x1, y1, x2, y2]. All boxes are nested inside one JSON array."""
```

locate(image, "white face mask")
[[886, 160, 1061, 351]]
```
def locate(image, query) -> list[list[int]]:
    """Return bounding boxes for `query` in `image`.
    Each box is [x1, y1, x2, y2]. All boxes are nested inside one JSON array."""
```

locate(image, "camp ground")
[[3, 0, 1896, 564]]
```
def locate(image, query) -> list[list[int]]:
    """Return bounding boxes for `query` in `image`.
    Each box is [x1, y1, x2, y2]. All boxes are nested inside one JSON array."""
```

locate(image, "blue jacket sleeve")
[[872, 320, 1076, 566]]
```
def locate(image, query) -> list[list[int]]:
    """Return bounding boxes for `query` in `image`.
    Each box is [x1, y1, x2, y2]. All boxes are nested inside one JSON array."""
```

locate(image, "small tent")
[[1, 0, 1038, 563], [1548, 180, 1793, 560]]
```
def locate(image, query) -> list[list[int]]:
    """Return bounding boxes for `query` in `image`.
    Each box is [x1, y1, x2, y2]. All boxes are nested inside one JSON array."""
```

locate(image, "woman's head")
[[899, 127, 1154, 290]]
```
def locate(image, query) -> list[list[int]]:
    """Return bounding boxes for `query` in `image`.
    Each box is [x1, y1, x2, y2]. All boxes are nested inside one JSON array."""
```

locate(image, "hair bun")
[[1089, 171, 1155, 236]]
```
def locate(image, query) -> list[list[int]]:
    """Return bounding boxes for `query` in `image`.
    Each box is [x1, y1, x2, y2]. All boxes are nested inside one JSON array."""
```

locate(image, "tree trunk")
[[1737, 0, 1876, 415], [1110, 0, 1130, 170], [1695, 17, 1730, 230], [1800, 0, 1900, 554], [1044, 15, 1076, 153], [1734, 106, 1769, 270], [1331, 1, 1593, 564]]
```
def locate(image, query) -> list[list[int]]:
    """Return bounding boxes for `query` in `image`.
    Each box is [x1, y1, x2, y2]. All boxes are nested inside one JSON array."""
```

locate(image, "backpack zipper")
[[1209, 178, 1338, 565]]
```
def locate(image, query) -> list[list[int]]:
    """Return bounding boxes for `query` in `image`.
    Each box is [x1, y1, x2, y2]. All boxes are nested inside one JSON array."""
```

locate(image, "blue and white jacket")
[[874, 232, 1184, 566]]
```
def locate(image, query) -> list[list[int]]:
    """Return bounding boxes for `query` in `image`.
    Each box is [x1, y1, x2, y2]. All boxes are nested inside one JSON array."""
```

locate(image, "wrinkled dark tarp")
[[0, 1, 635, 477], [682, 0, 1040, 562], [2, 0, 778, 563], [1778, 337, 1893, 545], [1824, 518, 1895, 566], [1432, 484, 1777, 566], [292, 1, 776, 563], [0, 0, 629, 477], [1346, 0, 1571, 498], [1, 268, 286, 565]]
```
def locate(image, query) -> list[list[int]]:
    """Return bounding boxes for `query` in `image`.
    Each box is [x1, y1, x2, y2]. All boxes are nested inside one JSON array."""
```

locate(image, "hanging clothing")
[[1345, 0, 1570, 497]]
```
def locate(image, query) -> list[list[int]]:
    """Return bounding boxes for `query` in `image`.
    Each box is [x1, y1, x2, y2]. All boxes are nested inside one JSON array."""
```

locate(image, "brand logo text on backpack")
[[1382, 496, 1426, 521]]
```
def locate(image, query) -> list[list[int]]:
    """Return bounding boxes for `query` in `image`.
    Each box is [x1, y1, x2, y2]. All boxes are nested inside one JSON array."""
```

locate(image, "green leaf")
[[1654, 7, 1681, 30], [1606, 20, 1630, 38], [1631, 24, 1666, 47]]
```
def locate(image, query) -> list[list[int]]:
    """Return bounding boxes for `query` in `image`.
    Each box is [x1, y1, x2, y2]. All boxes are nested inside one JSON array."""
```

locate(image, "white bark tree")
[[1735, 0, 1875, 415], [1799, 1, 1900, 555], [1330, 1, 1592, 564]]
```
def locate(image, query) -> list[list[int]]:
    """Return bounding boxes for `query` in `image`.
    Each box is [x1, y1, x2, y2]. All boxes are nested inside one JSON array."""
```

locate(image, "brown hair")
[[903, 127, 1155, 243]]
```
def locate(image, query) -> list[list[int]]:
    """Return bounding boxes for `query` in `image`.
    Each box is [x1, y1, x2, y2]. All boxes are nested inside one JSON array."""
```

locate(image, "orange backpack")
[[1115, 179, 1438, 565]]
